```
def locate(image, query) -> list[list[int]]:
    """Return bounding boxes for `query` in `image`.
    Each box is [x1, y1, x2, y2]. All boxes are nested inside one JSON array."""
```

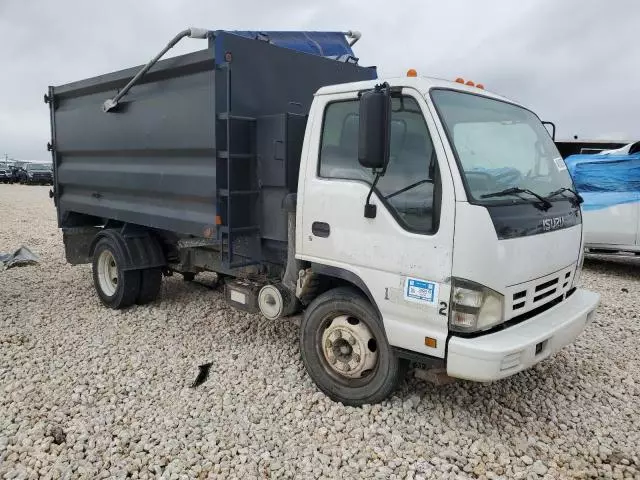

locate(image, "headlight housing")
[[449, 278, 504, 333]]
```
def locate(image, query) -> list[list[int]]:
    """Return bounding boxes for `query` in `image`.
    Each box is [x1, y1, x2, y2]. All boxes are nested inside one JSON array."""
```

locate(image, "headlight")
[[450, 278, 504, 333]]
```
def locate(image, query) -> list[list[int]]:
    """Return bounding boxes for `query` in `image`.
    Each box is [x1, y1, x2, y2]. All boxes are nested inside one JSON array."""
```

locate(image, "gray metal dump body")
[[48, 31, 376, 266], [50, 49, 218, 236]]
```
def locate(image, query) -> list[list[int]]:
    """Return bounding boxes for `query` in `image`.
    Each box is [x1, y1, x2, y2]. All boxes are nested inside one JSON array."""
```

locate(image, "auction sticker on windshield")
[[553, 157, 567, 171], [404, 278, 439, 306]]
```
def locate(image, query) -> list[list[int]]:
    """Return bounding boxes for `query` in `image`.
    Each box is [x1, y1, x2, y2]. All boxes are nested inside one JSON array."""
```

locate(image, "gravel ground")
[[1, 184, 639, 480]]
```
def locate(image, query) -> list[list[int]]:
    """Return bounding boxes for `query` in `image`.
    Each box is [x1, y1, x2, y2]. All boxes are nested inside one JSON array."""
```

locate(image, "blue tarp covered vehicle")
[[565, 143, 640, 253]]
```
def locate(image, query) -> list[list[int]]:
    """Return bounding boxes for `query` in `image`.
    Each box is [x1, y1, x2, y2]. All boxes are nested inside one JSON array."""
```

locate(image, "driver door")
[[297, 88, 456, 358]]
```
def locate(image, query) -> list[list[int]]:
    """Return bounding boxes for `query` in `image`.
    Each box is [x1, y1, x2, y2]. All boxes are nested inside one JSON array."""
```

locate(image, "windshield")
[[431, 89, 573, 204]]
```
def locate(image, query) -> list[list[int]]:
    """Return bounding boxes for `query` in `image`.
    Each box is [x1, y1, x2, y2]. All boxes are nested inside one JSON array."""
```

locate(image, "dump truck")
[[47, 28, 600, 405]]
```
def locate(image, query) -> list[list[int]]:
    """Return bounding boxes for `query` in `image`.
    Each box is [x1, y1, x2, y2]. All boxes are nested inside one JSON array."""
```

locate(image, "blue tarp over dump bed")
[[214, 31, 360, 62]]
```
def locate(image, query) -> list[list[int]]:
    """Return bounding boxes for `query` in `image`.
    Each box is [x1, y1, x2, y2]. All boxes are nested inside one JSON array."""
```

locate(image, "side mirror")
[[358, 86, 391, 171], [358, 83, 392, 218]]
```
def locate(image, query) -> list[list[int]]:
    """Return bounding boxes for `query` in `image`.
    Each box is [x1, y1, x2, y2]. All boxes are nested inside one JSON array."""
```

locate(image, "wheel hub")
[[97, 250, 118, 296], [322, 315, 378, 379]]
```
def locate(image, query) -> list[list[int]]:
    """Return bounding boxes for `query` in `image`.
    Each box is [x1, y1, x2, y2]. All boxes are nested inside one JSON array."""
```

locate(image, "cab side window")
[[319, 96, 440, 234]]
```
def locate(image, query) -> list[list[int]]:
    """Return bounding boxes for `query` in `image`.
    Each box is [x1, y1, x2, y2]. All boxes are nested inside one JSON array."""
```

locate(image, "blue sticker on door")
[[404, 278, 439, 306]]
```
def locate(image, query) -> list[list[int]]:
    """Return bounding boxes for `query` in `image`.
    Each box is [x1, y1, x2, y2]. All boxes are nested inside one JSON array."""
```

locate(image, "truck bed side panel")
[[52, 49, 218, 237]]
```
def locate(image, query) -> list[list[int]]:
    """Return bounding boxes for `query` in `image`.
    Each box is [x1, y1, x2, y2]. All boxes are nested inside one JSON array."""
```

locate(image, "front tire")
[[300, 287, 407, 406], [92, 239, 141, 309]]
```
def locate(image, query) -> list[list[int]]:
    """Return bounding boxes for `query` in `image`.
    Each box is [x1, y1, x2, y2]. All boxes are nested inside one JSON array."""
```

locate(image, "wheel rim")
[[97, 249, 119, 297], [321, 315, 378, 380]]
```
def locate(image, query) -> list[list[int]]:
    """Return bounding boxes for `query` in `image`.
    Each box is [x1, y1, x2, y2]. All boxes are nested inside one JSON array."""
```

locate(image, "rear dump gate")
[[48, 30, 376, 269]]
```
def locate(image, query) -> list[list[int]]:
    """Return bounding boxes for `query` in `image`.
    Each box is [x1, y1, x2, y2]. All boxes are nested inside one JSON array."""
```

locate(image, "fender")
[[310, 262, 380, 317], [90, 226, 166, 271]]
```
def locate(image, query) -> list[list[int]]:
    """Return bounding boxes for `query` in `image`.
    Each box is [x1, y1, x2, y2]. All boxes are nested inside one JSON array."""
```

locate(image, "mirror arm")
[[364, 172, 382, 218]]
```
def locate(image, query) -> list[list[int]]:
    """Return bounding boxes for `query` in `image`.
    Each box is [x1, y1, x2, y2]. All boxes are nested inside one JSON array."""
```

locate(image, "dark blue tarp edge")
[[566, 153, 640, 211]]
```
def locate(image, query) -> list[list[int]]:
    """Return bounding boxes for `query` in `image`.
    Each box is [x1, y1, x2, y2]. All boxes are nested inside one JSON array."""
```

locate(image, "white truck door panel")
[[297, 89, 455, 358]]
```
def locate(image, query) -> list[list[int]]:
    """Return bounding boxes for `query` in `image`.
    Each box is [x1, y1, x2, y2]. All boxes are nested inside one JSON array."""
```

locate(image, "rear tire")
[[136, 268, 162, 305], [300, 287, 407, 406], [92, 238, 140, 309]]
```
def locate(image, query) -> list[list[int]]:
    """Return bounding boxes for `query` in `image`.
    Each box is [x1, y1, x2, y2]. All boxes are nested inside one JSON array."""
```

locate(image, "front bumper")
[[446, 289, 599, 381]]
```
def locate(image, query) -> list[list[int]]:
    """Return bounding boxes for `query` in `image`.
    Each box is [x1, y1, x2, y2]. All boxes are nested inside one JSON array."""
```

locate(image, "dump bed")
[[48, 31, 376, 247]]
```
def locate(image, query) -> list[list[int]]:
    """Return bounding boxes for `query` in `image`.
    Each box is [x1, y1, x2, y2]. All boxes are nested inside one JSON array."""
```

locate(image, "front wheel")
[[92, 239, 141, 309], [300, 287, 407, 406]]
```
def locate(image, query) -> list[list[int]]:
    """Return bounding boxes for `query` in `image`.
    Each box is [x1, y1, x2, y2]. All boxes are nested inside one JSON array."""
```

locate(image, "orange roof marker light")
[[407, 68, 418, 77], [455, 77, 486, 89]]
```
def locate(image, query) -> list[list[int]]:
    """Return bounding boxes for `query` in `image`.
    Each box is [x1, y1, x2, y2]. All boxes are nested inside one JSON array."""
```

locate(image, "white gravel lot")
[[1, 184, 639, 479]]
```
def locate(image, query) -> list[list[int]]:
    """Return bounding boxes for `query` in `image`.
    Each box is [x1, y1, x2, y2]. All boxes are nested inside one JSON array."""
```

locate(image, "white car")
[[566, 141, 640, 254]]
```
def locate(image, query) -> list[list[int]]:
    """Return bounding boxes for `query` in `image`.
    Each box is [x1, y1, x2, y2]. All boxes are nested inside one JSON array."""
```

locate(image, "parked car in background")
[[9, 165, 22, 184], [18, 162, 53, 185], [0, 163, 10, 183], [566, 141, 640, 254]]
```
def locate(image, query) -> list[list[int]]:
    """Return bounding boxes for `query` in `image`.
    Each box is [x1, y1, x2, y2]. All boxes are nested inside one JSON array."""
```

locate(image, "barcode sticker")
[[404, 278, 439, 306]]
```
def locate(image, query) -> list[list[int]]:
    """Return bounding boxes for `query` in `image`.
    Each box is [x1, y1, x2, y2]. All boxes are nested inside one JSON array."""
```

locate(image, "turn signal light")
[[407, 68, 418, 77], [425, 337, 437, 348]]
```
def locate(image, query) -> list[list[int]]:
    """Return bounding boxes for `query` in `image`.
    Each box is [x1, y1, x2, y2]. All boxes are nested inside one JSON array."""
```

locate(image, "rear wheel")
[[92, 239, 140, 309], [136, 268, 162, 305], [300, 287, 407, 406]]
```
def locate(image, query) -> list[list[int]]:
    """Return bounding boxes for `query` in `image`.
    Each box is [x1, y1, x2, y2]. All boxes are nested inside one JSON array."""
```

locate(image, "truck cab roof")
[[315, 76, 515, 105]]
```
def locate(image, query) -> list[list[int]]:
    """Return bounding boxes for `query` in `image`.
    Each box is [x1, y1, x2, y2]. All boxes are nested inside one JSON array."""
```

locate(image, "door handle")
[[312, 222, 330, 238]]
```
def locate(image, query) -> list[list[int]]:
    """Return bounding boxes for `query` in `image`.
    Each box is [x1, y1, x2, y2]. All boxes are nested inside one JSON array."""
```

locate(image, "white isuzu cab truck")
[[296, 77, 600, 400], [49, 30, 600, 405]]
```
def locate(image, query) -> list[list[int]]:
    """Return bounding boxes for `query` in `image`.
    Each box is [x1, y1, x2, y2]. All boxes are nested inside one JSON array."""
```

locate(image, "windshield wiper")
[[546, 187, 584, 205], [481, 187, 552, 210]]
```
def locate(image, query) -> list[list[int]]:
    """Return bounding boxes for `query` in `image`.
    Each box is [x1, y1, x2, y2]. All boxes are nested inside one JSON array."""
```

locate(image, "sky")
[[0, 0, 638, 161]]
